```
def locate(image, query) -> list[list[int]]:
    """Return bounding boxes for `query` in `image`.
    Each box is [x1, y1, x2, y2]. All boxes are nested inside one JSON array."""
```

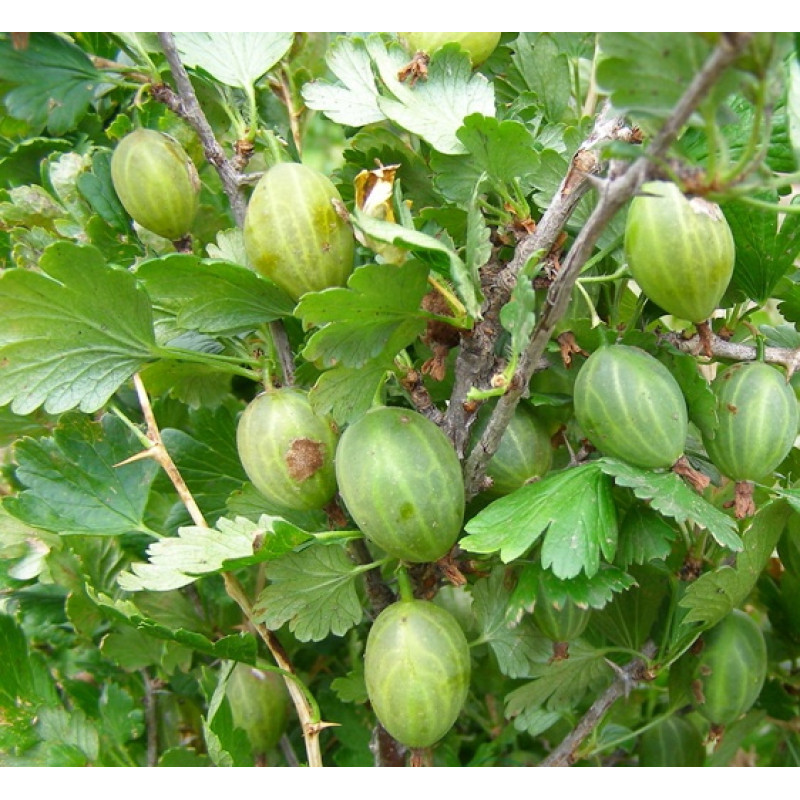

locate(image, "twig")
[[156, 33, 247, 226], [461, 34, 754, 498], [662, 330, 800, 378], [141, 669, 159, 767], [129, 373, 327, 766], [539, 642, 657, 767], [156, 32, 296, 385]]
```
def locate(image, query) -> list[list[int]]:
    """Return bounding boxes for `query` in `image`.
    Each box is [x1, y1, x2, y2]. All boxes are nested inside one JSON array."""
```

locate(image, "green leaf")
[[617, 505, 678, 567], [499, 253, 542, 372], [76, 149, 129, 231], [509, 563, 636, 622], [296, 260, 430, 368], [597, 458, 742, 552], [90, 589, 258, 663], [372, 41, 496, 155], [472, 568, 549, 678], [117, 514, 311, 591], [677, 500, 788, 640], [302, 35, 386, 127], [722, 193, 800, 303], [510, 33, 573, 123], [591, 564, 671, 650], [158, 405, 248, 529], [0, 242, 157, 414], [431, 115, 542, 203], [252, 543, 365, 642], [3, 414, 159, 536], [137, 254, 295, 335], [139, 360, 232, 409], [789, 58, 800, 166], [505, 640, 612, 718], [309, 361, 391, 426], [0, 33, 105, 135], [36, 707, 99, 765], [461, 462, 618, 578], [596, 33, 714, 125], [175, 33, 293, 89], [349, 211, 482, 318]]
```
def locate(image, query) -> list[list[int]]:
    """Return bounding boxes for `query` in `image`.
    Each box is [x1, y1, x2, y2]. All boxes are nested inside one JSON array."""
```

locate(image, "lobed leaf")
[[252, 543, 364, 642], [4, 413, 159, 536], [461, 462, 618, 578], [0, 242, 157, 414]]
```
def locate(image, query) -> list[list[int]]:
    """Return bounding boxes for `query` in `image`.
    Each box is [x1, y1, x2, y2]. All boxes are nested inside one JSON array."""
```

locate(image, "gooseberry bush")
[[3, 31, 800, 768]]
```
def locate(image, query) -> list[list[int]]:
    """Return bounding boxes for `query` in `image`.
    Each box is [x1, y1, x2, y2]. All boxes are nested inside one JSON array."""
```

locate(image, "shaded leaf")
[[0, 33, 105, 135], [678, 500, 789, 632], [137, 254, 294, 336], [472, 568, 548, 678], [309, 360, 391, 426]]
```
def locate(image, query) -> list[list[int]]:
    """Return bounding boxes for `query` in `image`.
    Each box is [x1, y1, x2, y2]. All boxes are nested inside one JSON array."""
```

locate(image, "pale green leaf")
[[372, 41, 496, 155], [302, 35, 386, 127], [0, 242, 157, 414], [252, 544, 364, 642], [175, 33, 293, 89], [117, 514, 311, 591]]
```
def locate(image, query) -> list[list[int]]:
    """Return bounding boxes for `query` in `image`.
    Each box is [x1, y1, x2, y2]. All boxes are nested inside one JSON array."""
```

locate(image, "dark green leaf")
[[597, 458, 742, 552], [349, 212, 482, 317], [296, 260, 430, 368], [461, 462, 618, 578], [4, 414, 159, 536], [431, 115, 542, 203], [76, 149, 129, 230], [0, 242, 157, 414], [721, 194, 800, 303], [596, 34, 714, 125], [90, 589, 258, 663], [252, 543, 365, 642], [678, 499, 789, 632], [505, 640, 612, 718], [0, 33, 105, 135], [617, 505, 678, 567], [509, 563, 636, 622]]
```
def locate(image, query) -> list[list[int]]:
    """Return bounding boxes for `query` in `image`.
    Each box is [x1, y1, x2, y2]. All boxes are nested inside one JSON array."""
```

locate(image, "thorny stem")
[[129, 373, 327, 767], [539, 642, 657, 767], [461, 34, 754, 499], [156, 32, 296, 386]]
